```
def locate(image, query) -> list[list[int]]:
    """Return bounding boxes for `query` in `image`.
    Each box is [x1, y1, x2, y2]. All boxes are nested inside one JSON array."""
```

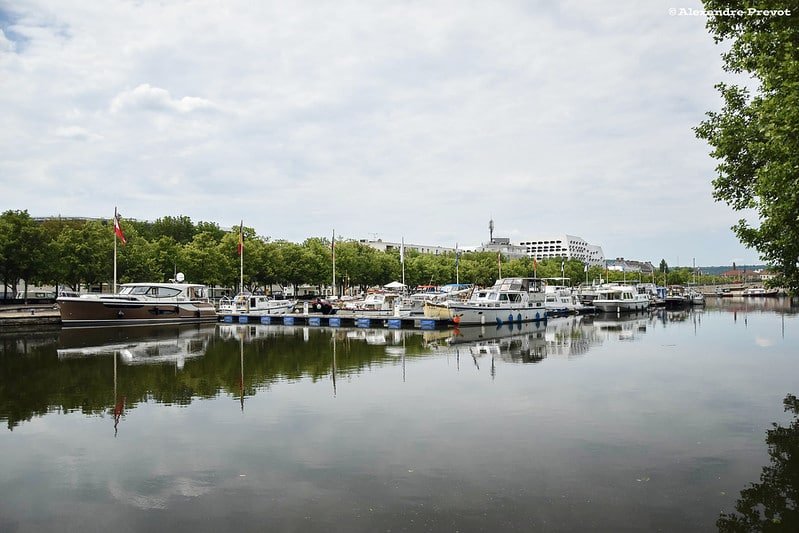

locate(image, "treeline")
[[0, 209, 724, 297]]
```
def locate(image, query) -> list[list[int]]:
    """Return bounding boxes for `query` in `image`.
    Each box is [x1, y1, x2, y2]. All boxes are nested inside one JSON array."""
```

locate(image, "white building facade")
[[519, 234, 605, 266]]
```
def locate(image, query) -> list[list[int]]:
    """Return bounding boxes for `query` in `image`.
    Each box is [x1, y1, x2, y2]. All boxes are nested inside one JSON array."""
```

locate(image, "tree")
[[0, 210, 47, 299], [695, 1, 799, 292]]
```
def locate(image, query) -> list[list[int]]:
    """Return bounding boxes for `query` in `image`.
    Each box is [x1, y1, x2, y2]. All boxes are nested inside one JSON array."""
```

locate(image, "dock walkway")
[[218, 313, 451, 330]]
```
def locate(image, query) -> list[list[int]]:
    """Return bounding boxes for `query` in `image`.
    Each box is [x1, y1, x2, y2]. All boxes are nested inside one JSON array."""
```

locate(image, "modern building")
[[478, 237, 529, 259], [359, 239, 457, 256], [518, 234, 605, 266], [606, 258, 655, 274]]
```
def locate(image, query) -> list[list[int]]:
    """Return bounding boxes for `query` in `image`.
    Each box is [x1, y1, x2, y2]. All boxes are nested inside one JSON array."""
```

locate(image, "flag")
[[113, 207, 126, 245], [584, 263, 588, 272], [533, 257, 538, 275], [455, 243, 460, 268], [237, 221, 243, 256], [332, 230, 336, 260], [400, 237, 405, 264]]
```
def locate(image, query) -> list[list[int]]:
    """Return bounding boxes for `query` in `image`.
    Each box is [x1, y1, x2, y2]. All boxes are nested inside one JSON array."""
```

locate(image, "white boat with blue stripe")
[[448, 277, 547, 326]]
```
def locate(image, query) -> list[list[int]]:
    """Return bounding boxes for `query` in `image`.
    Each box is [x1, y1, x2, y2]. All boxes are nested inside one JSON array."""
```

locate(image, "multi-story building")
[[359, 239, 457, 256], [606, 258, 655, 274], [518, 234, 605, 266]]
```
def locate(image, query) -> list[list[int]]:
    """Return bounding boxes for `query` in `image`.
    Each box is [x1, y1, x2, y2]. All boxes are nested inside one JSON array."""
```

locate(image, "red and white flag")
[[114, 208, 127, 245]]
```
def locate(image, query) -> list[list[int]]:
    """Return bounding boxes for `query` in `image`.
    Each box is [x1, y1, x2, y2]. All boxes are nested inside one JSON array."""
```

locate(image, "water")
[[1, 299, 798, 532]]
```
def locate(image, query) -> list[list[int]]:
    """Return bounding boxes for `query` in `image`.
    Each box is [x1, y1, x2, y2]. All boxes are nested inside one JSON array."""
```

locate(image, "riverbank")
[[0, 305, 61, 327]]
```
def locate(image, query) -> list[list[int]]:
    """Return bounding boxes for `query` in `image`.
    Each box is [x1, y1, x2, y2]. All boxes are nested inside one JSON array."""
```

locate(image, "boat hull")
[[57, 297, 218, 327], [447, 303, 547, 325]]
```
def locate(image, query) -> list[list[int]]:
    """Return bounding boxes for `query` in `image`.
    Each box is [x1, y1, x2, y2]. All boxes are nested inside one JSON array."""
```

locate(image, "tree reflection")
[[718, 394, 799, 532]]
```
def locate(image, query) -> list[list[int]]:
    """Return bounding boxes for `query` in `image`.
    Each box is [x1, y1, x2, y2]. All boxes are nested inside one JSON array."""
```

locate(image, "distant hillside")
[[697, 265, 766, 275]]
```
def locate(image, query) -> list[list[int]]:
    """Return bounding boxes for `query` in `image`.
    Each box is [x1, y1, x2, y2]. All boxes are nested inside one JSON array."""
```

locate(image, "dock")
[[0, 306, 61, 328], [217, 313, 452, 330]]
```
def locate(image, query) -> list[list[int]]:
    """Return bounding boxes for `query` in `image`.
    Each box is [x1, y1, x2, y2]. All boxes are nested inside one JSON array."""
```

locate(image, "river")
[[1, 298, 797, 531]]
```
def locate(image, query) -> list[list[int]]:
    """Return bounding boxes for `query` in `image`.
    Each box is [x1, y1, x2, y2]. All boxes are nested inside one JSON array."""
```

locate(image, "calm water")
[[1, 299, 798, 532]]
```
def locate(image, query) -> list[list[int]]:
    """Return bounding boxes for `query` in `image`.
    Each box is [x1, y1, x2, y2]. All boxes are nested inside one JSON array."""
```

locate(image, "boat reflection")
[[593, 311, 652, 341], [57, 324, 215, 369]]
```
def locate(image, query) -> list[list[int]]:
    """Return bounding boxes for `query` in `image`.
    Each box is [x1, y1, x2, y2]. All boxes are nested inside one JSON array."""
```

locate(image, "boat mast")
[[238, 221, 244, 294], [401, 236, 405, 287], [113, 213, 117, 294]]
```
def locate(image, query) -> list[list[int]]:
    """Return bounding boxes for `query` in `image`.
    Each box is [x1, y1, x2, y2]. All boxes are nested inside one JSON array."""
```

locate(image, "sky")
[[0, 0, 764, 267]]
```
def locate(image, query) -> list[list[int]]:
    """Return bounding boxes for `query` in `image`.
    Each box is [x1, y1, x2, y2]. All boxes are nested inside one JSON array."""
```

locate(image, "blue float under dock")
[[217, 313, 452, 330]]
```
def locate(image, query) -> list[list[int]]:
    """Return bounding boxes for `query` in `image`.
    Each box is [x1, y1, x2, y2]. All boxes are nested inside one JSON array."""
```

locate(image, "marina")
[[1, 298, 798, 531]]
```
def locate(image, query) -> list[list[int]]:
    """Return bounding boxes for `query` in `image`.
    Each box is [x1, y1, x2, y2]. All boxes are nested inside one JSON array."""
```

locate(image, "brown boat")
[[57, 282, 217, 327]]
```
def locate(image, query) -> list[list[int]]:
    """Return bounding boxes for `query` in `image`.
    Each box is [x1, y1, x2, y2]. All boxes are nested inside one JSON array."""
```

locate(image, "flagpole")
[[240, 221, 244, 294], [455, 242, 459, 285], [113, 207, 118, 293], [401, 236, 405, 287], [332, 229, 336, 298]]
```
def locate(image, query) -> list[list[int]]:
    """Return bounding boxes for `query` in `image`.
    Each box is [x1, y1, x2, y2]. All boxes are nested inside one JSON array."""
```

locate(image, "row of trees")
[[1, 210, 728, 298]]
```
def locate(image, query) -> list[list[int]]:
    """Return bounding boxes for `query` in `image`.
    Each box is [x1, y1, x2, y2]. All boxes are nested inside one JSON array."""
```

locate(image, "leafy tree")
[[195, 220, 225, 242], [0, 210, 47, 298], [695, 1, 799, 292], [151, 215, 196, 244], [179, 232, 232, 286]]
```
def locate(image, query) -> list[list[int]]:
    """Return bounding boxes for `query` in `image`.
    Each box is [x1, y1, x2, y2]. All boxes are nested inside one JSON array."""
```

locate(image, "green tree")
[[695, 1, 799, 292], [0, 210, 47, 298], [151, 215, 196, 244], [179, 232, 232, 286]]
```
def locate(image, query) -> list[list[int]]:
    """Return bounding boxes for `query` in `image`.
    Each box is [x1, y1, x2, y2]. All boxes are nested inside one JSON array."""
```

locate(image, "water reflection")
[[2, 309, 719, 432], [58, 324, 215, 368], [1, 301, 798, 530], [718, 394, 799, 532]]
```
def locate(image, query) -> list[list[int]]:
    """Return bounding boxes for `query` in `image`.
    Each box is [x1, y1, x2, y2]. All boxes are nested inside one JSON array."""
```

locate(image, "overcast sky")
[[0, 0, 762, 266]]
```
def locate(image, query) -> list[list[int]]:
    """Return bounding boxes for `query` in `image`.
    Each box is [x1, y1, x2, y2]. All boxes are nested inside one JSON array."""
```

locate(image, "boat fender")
[[535, 312, 540, 320], [517, 313, 522, 323], [496, 317, 502, 326], [508, 314, 513, 324], [195, 309, 201, 317]]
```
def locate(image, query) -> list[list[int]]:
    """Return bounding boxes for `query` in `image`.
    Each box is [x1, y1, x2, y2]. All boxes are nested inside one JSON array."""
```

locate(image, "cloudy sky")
[[0, 0, 761, 266]]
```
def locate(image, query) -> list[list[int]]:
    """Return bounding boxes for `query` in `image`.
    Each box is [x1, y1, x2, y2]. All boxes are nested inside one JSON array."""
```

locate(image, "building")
[[359, 239, 457, 256], [518, 234, 605, 266], [606, 258, 655, 274], [478, 237, 529, 259]]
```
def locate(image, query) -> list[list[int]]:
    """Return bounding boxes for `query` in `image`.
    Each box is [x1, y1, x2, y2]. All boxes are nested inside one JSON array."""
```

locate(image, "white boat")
[[338, 292, 409, 317], [218, 293, 297, 316], [688, 289, 705, 305], [742, 287, 780, 297], [57, 279, 218, 326], [592, 285, 651, 313], [447, 277, 547, 325], [543, 283, 587, 316]]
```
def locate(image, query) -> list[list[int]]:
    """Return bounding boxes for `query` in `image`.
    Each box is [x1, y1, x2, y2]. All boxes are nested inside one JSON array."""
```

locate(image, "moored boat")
[[218, 293, 297, 316], [57, 281, 218, 327], [742, 287, 781, 297], [447, 277, 547, 326], [592, 285, 651, 313]]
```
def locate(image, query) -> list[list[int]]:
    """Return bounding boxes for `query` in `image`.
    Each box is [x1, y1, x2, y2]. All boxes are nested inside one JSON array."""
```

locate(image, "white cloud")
[[53, 125, 102, 141], [0, 0, 761, 264], [110, 84, 215, 114]]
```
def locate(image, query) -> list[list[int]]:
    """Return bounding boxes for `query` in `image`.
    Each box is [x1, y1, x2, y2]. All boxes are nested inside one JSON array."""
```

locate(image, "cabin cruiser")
[[447, 277, 546, 325], [217, 293, 297, 316], [57, 280, 218, 326], [592, 284, 651, 313], [338, 292, 410, 317]]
